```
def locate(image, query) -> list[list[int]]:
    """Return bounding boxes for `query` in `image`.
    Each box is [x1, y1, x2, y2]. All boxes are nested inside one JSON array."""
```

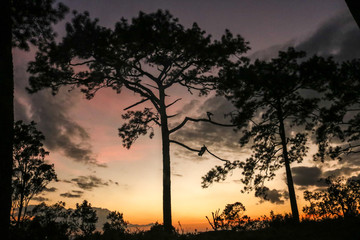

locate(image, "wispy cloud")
[[60, 192, 83, 198], [68, 175, 120, 191], [32, 196, 50, 202]]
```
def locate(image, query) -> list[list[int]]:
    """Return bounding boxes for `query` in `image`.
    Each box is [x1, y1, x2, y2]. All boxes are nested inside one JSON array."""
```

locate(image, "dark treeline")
[[3, 0, 360, 239]]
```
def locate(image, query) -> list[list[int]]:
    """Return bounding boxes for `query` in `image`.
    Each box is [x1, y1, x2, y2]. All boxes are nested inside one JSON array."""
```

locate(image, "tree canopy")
[[11, 0, 68, 50]]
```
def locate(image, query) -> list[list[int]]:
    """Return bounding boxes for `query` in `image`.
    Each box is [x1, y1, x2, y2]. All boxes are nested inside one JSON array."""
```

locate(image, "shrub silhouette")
[[303, 176, 360, 219], [102, 211, 128, 239]]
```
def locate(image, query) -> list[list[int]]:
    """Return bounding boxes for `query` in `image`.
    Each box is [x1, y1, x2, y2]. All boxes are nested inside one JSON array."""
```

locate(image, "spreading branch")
[[169, 115, 236, 134], [124, 98, 150, 111]]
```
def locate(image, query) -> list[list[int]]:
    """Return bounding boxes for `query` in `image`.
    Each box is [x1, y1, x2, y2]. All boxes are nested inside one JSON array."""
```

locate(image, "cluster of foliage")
[[206, 202, 247, 231], [314, 59, 360, 162], [303, 176, 360, 219]]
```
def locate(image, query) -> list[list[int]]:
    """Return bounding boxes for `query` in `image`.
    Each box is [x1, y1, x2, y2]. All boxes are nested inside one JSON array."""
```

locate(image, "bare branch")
[[124, 98, 149, 111], [166, 98, 182, 108], [206, 148, 231, 163], [169, 116, 236, 134], [169, 140, 231, 163], [178, 81, 214, 94], [170, 140, 200, 153], [168, 113, 179, 118], [69, 60, 96, 66], [150, 118, 161, 126]]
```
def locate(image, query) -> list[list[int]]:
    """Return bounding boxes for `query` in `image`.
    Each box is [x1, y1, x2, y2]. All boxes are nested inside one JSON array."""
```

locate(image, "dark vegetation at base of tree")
[[9, 215, 360, 240], [190, 218, 360, 240]]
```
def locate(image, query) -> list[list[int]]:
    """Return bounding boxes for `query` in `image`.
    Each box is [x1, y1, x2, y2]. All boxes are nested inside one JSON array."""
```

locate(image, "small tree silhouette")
[[29, 201, 72, 239], [102, 211, 128, 239], [206, 202, 246, 231], [11, 121, 57, 226], [71, 200, 98, 238]]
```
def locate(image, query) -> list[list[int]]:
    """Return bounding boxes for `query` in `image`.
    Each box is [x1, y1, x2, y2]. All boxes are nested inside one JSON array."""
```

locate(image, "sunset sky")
[[13, 0, 360, 231]]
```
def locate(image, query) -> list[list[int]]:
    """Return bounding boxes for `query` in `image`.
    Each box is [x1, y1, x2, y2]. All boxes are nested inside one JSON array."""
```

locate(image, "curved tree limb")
[[169, 115, 236, 134], [166, 98, 182, 108], [169, 139, 231, 163]]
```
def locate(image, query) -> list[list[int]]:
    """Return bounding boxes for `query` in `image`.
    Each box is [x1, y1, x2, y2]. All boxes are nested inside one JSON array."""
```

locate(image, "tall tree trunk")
[[159, 89, 172, 232], [0, 0, 14, 238], [277, 103, 300, 223]]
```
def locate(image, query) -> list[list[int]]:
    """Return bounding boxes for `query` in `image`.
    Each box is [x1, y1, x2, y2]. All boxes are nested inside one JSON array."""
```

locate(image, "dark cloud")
[[179, 99, 200, 116], [323, 167, 360, 178], [249, 39, 296, 61], [339, 154, 360, 170], [60, 192, 82, 198], [292, 166, 325, 187], [259, 189, 287, 205], [13, 55, 103, 167], [43, 187, 57, 192], [72, 190, 84, 194], [250, 11, 360, 61], [70, 175, 110, 190], [32, 196, 49, 202], [28, 90, 102, 166], [293, 165, 360, 190], [297, 12, 360, 61], [349, 173, 360, 181]]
